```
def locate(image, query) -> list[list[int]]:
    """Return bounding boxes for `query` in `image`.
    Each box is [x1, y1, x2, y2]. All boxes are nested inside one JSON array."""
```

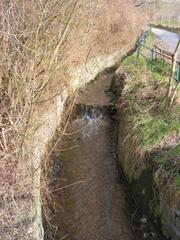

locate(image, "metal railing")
[[136, 30, 180, 82]]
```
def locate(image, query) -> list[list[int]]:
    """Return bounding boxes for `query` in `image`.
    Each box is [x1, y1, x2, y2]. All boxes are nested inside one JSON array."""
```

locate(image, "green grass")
[[175, 175, 180, 188], [122, 33, 180, 151], [157, 19, 180, 28], [138, 114, 180, 150], [123, 54, 171, 86], [154, 145, 180, 167], [122, 32, 180, 189], [154, 146, 180, 187]]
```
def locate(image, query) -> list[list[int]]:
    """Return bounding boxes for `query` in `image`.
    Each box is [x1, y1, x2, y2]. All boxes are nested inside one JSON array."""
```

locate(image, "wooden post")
[[169, 64, 180, 107], [162, 50, 165, 66], [155, 45, 157, 58], [166, 39, 180, 107], [169, 81, 179, 107], [176, 64, 180, 81]]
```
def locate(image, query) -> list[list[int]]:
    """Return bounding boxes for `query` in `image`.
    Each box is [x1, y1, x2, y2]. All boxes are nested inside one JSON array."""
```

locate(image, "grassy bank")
[[156, 19, 180, 28], [117, 32, 180, 239], [123, 55, 180, 185], [122, 50, 180, 185]]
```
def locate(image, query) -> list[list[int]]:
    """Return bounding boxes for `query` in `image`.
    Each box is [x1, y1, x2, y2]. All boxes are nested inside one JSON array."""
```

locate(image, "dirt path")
[[51, 70, 134, 240]]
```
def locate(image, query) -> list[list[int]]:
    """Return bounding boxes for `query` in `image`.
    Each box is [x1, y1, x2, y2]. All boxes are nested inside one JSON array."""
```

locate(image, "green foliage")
[[175, 175, 180, 188], [154, 145, 180, 167], [126, 109, 180, 151], [138, 114, 178, 150]]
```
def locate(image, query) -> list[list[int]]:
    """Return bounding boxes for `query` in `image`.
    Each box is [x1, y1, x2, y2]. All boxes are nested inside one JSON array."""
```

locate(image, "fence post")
[[162, 50, 165, 66], [150, 48, 155, 70], [166, 39, 180, 108], [137, 41, 141, 59], [148, 25, 152, 34], [176, 63, 180, 82]]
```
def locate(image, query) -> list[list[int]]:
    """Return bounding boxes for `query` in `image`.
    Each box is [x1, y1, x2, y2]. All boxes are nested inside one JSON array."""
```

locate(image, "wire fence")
[[136, 30, 180, 82]]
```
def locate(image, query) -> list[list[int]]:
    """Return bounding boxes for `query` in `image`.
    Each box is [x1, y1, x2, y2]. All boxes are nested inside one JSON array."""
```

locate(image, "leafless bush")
[[0, 1, 79, 238], [0, 0, 146, 239]]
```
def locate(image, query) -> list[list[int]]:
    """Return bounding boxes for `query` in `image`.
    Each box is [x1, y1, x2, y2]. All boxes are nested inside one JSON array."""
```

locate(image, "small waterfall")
[[74, 105, 104, 139], [81, 106, 103, 139]]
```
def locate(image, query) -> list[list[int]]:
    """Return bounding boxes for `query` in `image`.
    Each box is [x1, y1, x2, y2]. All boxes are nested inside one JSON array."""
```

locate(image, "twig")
[[52, 179, 90, 192]]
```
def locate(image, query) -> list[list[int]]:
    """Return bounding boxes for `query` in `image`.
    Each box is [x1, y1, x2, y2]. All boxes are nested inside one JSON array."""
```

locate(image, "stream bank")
[[118, 48, 180, 240]]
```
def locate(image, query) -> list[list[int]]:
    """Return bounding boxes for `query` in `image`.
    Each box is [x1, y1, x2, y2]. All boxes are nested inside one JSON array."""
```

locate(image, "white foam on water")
[[81, 113, 103, 139]]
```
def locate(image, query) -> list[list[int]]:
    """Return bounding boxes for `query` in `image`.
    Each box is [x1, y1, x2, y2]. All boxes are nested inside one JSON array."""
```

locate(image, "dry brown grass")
[[0, 0, 146, 239]]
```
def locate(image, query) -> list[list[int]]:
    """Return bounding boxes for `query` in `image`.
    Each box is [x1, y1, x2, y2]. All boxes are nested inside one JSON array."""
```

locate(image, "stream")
[[45, 69, 165, 240]]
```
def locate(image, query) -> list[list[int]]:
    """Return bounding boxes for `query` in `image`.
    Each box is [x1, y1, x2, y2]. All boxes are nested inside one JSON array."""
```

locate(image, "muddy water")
[[50, 70, 134, 240], [53, 112, 133, 240], [47, 69, 164, 240]]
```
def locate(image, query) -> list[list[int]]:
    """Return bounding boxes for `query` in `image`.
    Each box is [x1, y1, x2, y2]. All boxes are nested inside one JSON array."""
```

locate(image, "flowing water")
[[53, 112, 134, 240], [47, 69, 164, 240]]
